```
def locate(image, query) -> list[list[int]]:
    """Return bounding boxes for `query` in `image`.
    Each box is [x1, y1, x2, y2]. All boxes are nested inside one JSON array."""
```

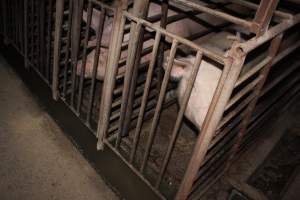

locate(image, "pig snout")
[[165, 56, 222, 130]]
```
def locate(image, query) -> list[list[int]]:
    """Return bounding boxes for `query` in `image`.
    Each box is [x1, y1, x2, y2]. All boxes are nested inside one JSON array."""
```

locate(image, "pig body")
[[168, 56, 222, 130]]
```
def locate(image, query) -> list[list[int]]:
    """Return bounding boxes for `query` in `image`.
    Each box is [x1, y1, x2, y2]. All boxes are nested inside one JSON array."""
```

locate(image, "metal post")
[[116, 0, 150, 145], [175, 47, 246, 200], [97, 0, 128, 150], [52, 0, 65, 100], [254, 0, 280, 35], [226, 33, 283, 169]]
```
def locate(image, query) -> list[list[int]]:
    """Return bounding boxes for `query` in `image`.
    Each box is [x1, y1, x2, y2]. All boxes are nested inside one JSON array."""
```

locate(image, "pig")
[[166, 55, 222, 130], [76, 2, 205, 80], [165, 32, 241, 130]]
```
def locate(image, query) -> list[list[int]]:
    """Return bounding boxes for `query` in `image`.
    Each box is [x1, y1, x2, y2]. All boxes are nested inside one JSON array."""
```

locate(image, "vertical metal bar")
[[70, 0, 84, 107], [46, 0, 53, 83], [117, 0, 151, 142], [24, 0, 29, 69], [76, 0, 93, 113], [226, 33, 283, 169], [62, 0, 74, 96], [115, 21, 143, 147], [175, 48, 246, 200], [129, 32, 162, 163], [254, 0, 279, 35], [39, 0, 46, 78], [156, 0, 169, 92], [96, 1, 127, 150], [140, 40, 178, 173], [86, 7, 106, 124], [52, 0, 65, 100], [155, 51, 203, 188]]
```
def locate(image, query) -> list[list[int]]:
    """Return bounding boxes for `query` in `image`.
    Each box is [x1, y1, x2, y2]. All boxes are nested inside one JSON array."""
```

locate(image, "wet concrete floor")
[[0, 55, 118, 200]]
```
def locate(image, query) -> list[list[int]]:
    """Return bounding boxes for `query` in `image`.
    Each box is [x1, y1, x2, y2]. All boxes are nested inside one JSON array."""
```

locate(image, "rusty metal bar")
[[45, 0, 53, 83], [156, 0, 169, 94], [226, 33, 283, 171], [116, 0, 151, 145], [155, 51, 203, 188], [170, 0, 259, 33], [97, 1, 127, 149], [86, 7, 106, 124], [231, 0, 293, 19], [226, 77, 262, 110], [62, 0, 73, 96], [115, 21, 143, 147], [129, 31, 161, 163], [24, 0, 29, 69], [70, 0, 84, 107], [254, 0, 280, 35], [238, 13, 300, 53], [76, 0, 94, 113], [123, 11, 226, 64], [175, 47, 246, 200], [52, 0, 65, 100], [235, 56, 271, 87], [140, 39, 178, 173]]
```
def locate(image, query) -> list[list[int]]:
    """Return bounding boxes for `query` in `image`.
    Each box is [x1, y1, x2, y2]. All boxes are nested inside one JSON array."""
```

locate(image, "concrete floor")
[[0, 55, 118, 200]]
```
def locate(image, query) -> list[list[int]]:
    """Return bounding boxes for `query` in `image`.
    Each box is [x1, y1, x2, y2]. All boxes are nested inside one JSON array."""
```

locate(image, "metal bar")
[[115, 21, 143, 147], [76, 1, 93, 113], [123, 11, 226, 64], [86, 7, 106, 124], [140, 39, 178, 173], [45, 0, 53, 83], [170, 0, 259, 33], [129, 32, 161, 163], [238, 13, 300, 53], [254, 0, 280, 35], [97, 1, 127, 150], [175, 47, 246, 200], [231, 0, 293, 19], [52, 0, 65, 100], [24, 0, 29, 69], [62, 0, 74, 96], [235, 56, 271, 87], [226, 76, 262, 110], [155, 51, 203, 188], [116, 0, 151, 145], [70, 0, 84, 107], [226, 33, 283, 171], [156, 0, 169, 94]]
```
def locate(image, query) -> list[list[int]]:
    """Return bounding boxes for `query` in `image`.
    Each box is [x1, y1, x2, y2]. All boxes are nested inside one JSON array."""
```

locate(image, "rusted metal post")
[[116, 0, 150, 145], [226, 33, 283, 169], [156, 0, 169, 93], [52, 0, 65, 100], [96, 0, 128, 150], [175, 47, 246, 200], [70, 0, 84, 108], [254, 0, 280, 35]]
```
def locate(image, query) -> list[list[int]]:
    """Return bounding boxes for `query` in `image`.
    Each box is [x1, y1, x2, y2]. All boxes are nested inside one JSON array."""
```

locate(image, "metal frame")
[[94, 1, 300, 199], [1, 0, 300, 199]]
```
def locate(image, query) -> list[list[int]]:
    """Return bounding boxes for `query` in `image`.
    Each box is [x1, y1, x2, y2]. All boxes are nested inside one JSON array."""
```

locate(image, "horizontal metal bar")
[[235, 56, 271, 87], [123, 11, 226, 64], [170, 0, 257, 31], [231, 0, 293, 19], [226, 76, 262, 110], [239, 13, 300, 53]]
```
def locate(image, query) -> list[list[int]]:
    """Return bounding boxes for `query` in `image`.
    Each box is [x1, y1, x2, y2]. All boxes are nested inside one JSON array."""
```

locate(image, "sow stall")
[[1, 0, 300, 199]]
